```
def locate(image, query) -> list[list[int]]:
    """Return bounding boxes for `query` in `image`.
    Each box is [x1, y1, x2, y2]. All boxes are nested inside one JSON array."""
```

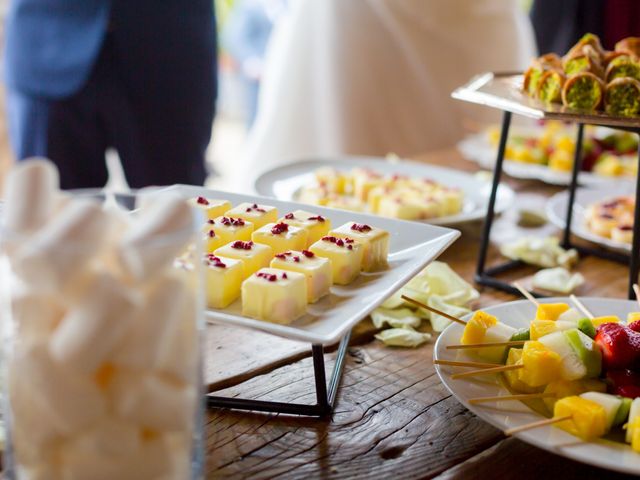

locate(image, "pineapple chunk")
[[553, 396, 608, 441], [460, 311, 498, 345], [190, 197, 232, 220], [518, 341, 562, 387], [535, 303, 570, 321], [331, 222, 389, 272], [632, 417, 640, 452], [543, 379, 607, 411], [252, 223, 308, 254], [279, 210, 331, 246], [530, 320, 575, 340], [203, 255, 243, 309], [241, 268, 307, 324], [460, 311, 515, 363], [270, 250, 332, 303], [504, 348, 542, 394], [214, 240, 273, 279], [309, 236, 364, 285], [592, 315, 621, 327], [225, 202, 278, 229]]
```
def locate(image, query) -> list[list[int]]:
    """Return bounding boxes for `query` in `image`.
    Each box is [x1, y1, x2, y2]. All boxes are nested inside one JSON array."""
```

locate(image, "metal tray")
[[452, 72, 640, 129]]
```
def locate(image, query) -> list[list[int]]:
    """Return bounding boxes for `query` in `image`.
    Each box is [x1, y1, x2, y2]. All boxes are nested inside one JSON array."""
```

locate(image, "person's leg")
[[5, 88, 50, 159]]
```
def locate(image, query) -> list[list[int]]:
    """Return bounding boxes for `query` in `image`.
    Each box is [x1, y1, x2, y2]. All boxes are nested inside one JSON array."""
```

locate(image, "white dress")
[[239, 0, 536, 189]]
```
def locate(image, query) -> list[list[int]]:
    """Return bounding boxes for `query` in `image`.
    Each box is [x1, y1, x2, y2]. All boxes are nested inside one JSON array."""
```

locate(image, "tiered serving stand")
[[453, 72, 640, 299]]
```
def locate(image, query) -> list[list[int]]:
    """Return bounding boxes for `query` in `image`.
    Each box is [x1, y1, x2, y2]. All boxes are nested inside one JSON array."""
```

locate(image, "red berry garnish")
[[302, 250, 315, 258], [351, 223, 372, 232], [204, 255, 226, 268], [282, 272, 288, 279], [208, 230, 216, 238], [231, 240, 253, 250], [308, 215, 325, 222], [294, 256, 300, 262], [257, 272, 278, 282], [284, 213, 295, 219], [246, 203, 267, 213], [221, 217, 245, 227], [271, 223, 289, 235], [196, 196, 209, 205], [207, 219, 215, 225]]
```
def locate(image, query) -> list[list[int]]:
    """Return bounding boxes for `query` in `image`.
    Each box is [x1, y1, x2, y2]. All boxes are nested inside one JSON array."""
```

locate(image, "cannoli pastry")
[[605, 77, 640, 117], [605, 56, 640, 82], [566, 33, 605, 59], [523, 54, 562, 96], [603, 50, 630, 68], [615, 37, 640, 57], [536, 70, 566, 103], [563, 45, 604, 77], [561, 72, 605, 110]]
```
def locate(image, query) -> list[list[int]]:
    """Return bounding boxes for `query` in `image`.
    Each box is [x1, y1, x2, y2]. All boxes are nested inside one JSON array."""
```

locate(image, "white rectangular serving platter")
[[170, 185, 460, 345]]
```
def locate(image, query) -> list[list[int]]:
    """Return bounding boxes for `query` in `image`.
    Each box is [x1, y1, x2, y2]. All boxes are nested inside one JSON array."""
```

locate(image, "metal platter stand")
[[453, 72, 640, 299]]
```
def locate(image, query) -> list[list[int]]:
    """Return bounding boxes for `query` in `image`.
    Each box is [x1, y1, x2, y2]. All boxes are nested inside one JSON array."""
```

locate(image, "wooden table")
[[205, 149, 635, 479]]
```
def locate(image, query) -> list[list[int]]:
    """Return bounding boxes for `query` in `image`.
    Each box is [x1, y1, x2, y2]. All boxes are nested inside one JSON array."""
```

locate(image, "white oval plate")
[[254, 157, 515, 226], [546, 184, 636, 252], [435, 297, 640, 475], [458, 130, 613, 187]]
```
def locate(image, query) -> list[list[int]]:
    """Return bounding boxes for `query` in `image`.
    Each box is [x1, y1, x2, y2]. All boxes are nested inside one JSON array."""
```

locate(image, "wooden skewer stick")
[[633, 284, 640, 309], [570, 294, 594, 320], [450, 364, 523, 380], [434, 359, 501, 369], [468, 393, 556, 405], [504, 415, 572, 436], [400, 295, 467, 326], [446, 341, 526, 350], [513, 282, 539, 306]]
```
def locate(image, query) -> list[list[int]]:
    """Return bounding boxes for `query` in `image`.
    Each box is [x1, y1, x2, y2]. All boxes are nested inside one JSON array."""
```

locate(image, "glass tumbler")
[[0, 191, 204, 480]]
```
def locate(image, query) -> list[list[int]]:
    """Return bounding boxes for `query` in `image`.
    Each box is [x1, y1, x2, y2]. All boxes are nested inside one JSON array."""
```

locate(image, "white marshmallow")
[[2, 158, 59, 234], [11, 289, 66, 347], [11, 344, 106, 437], [50, 271, 138, 373], [118, 195, 193, 281], [72, 419, 141, 457], [112, 274, 188, 371], [111, 372, 197, 433], [157, 300, 200, 384], [13, 198, 111, 290]]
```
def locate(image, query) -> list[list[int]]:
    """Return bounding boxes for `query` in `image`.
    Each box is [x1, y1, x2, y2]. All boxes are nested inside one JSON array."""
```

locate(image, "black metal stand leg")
[[628, 130, 640, 299], [562, 123, 585, 249], [206, 330, 351, 416]]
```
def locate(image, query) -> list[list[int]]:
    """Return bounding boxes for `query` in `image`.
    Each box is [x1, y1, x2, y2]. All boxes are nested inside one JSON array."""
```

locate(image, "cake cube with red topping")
[[251, 222, 308, 254], [202, 226, 225, 253], [309, 236, 364, 285], [241, 268, 307, 324], [190, 196, 232, 220], [279, 210, 332, 246], [270, 250, 332, 302], [214, 240, 273, 279], [331, 222, 389, 272], [225, 202, 278, 229], [209, 216, 254, 245], [203, 255, 244, 308]]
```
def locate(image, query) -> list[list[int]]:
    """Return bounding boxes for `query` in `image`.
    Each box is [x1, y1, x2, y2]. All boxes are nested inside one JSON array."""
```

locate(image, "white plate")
[[458, 130, 610, 187], [546, 184, 635, 252], [170, 185, 460, 345], [253, 157, 515, 226], [435, 297, 640, 475]]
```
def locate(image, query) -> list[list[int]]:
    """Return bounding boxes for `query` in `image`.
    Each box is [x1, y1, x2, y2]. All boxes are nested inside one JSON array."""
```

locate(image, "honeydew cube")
[[241, 268, 307, 324], [49, 271, 139, 374], [214, 240, 273, 278], [225, 202, 278, 229], [252, 222, 308, 254], [270, 250, 332, 303], [280, 210, 332, 246], [111, 372, 197, 432], [534, 303, 570, 321], [202, 226, 225, 253], [202, 255, 243, 308], [557, 308, 584, 323], [518, 341, 562, 387], [189, 196, 232, 220], [538, 331, 586, 381], [309, 236, 364, 285], [553, 396, 608, 441], [331, 222, 389, 272], [209, 216, 254, 245]]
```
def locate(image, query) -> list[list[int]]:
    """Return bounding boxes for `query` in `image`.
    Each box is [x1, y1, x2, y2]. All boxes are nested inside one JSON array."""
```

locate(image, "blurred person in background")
[[531, 0, 640, 54], [4, 0, 217, 189], [239, 0, 536, 187]]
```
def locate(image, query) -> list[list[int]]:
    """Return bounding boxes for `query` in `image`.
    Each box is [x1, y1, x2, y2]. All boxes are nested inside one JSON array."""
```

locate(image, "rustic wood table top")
[[204, 148, 635, 480]]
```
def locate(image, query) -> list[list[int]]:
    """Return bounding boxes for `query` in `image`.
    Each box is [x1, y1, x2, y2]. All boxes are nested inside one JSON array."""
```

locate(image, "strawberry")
[[628, 320, 640, 333], [595, 323, 638, 370], [615, 384, 640, 399]]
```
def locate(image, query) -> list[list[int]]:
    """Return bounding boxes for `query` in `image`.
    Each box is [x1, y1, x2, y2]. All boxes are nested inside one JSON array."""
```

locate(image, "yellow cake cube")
[[377, 195, 442, 220], [331, 222, 389, 272], [315, 167, 348, 194], [535, 303, 570, 321], [433, 188, 463, 216], [270, 250, 332, 303], [309, 236, 364, 285], [241, 268, 307, 324], [553, 396, 608, 441], [202, 226, 225, 253], [210, 216, 254, 245], [252, 223, 308, 254], [324, 194, 365, 212], [225, 202, 278, 229], [215, 240, 273, 279], [279, 210, 332, 246], [518, 341, 562, 387], [190, 196, 232, 220], [352, 168, 385, 201], [203, 255, 243, 309]]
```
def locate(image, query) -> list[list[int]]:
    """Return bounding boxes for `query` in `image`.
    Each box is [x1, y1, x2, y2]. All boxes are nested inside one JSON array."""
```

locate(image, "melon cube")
[[214, 240, 273, 279], [309, 236, 364, 285], [209, 216, 254, 245], [252, 222, 308, 254], [270, 250, 332, 303], [241, 268, 307, 324], [225, 202, 278, 229], [203, 255, 243, 308], [331, 222, 389, 272], [190, 196, 231, 220], [279, 210, 332, 246]]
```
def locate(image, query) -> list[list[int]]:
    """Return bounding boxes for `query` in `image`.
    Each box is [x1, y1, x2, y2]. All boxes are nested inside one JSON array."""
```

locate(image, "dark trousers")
[[10, 0, 217, 189]]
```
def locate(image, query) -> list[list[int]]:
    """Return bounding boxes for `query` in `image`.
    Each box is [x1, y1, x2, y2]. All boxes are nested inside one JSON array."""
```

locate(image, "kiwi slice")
[[577, 317, 597, 338], [564, 329, 602, 378], [614, 397, 632, 426], [501, 328, 530, 363]]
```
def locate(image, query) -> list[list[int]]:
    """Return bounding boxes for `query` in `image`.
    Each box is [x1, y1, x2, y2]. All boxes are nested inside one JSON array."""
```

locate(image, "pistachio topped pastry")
[[605, 77, 640, 117], [605, 56, 640, 82], [562, 72, 605, 110]]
